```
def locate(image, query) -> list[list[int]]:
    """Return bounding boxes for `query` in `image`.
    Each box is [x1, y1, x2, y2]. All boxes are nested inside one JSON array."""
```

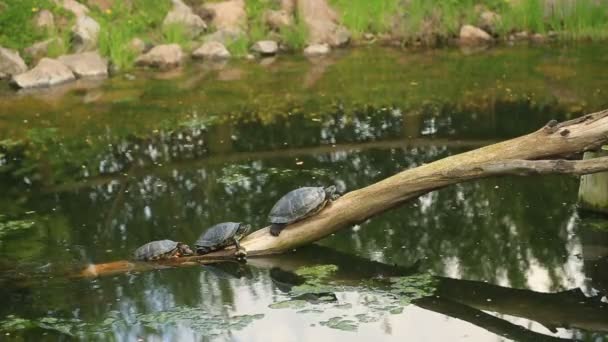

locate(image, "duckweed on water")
[[320, 317, 358, 332], [0, 308, 265, 338]]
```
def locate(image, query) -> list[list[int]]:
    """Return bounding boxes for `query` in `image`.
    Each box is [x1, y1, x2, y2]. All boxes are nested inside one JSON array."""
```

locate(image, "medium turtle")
[[195, 222, 251, 257], [268, 185, 338, 236], [133, 240, 193, 261]]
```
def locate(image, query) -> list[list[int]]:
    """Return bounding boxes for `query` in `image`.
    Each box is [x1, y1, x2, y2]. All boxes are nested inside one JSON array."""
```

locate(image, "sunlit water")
[[0, 45, 607, 341]]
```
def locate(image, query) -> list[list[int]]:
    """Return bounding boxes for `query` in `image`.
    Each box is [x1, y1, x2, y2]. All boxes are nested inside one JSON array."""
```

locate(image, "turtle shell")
[[133, 240, 179, 261], [268, 187, 327, 224], [196, 222, 244, 251]]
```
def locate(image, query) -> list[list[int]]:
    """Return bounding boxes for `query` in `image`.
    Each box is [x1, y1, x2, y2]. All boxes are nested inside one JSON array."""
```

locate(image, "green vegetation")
[[92, 0, 172, 70], [162, 23, 190, 46], [329, 0, 399, 37], [0, 0, 73, 58]]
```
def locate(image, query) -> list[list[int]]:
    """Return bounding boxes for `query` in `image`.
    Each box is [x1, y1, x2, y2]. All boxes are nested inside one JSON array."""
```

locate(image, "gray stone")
[[0, 47, 28, 79], [135, 44, 184, 69], [24, 38, 60, 60], [192, 41, 231, 60], [251, 40, 278, 56], [11, 58, 75, 89], [459, 25, 492, 44], [202, 0, 246, 32], [129, 38, 147, 54], [34, 9, 55, 30], [329, 26, 351, 47], [58, 51, 108, 78], [163, 0, 207, 38], [479, 10, 500, 33], [304, 44, 330, 56], [264, 9, 293, 30], [72, 16, 100, 52]]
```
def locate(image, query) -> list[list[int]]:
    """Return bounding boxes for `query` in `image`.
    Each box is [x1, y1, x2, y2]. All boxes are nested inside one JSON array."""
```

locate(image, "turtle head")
[[325, 185, 339, 200], [237, 223, 252, 238], [177, 243, 194, 257]]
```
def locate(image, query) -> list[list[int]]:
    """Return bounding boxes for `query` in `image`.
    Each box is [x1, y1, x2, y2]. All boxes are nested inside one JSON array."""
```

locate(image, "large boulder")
[[479, 10, 500, 34], [0, 47, 28, 79], [163, 0, 207, 38], [192, 41, 231, 60], [304, 44, 330, 57], [11, 58, 75, 89], [58, 51, 108, 78], [72, 16, 100, 52], [459, 24, 492, 44], [251, 40, 278, 56], [202, 0, 246, 32], [135, 44, 184, 69], [34, 9, 55, 30], [297, 0, 350, 47]]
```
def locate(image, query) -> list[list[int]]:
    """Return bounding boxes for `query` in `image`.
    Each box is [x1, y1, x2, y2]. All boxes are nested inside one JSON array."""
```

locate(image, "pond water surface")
[[0, 44, 607, 341]]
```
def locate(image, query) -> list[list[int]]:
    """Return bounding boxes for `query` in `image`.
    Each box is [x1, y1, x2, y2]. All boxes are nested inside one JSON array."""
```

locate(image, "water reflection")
[[0, 46, 608, 340]]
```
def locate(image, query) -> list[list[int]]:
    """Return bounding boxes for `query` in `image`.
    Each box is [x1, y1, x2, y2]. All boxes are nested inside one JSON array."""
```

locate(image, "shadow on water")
[[0, 45, 608, 341]]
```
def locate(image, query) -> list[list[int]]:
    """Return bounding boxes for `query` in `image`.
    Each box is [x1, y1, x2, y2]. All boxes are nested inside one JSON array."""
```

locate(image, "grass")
[[329, 0, 399, 38], [162, 23, 190, 45], [226, 36, 250, 57], [0, 0, 73, 53], [280, 18, 308, 51], [91, 0, 171, 70]]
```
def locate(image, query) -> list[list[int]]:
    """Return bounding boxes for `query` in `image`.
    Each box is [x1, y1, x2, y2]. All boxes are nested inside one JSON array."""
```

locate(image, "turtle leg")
[[270, 223, 286, 236], [233, 238, 247, 259]]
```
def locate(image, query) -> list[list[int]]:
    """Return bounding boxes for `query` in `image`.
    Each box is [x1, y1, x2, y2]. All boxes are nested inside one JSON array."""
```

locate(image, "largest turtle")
[[268, 185, 338, 236], [133, 240, 193, 261], [195, 222, 250, 257]]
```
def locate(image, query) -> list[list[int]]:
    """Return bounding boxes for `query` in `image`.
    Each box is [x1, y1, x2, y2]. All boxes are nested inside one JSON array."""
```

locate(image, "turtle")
[[268, 185, 339, 237], [133, 240, 193, 261], [195, 222, 251, 257]]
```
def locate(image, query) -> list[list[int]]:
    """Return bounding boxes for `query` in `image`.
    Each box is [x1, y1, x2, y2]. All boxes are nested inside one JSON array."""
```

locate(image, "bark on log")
[[80, 110, 608, 277]]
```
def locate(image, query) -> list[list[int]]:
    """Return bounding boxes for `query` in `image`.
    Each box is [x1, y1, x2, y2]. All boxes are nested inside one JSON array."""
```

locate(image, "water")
[[0, 44, 607, 341]]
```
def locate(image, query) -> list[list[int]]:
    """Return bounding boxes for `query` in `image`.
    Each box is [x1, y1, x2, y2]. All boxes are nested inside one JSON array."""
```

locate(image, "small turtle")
[[133, 240, 193, 261], [195, 222, 251, 257], [268, 185, 338, 236]]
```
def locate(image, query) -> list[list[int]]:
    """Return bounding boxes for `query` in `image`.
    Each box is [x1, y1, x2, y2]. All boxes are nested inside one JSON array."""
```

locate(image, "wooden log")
[[79, 110, 608, 276]]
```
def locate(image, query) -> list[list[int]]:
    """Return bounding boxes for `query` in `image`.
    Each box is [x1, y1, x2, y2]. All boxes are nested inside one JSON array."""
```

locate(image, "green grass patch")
[[162, 23, 189, 45], [91, 0, 171, 70], [0, 0, 73, 51], [280, 18, 308, 51], [329, 0, 399, 37], [226, 36, 250, 57]]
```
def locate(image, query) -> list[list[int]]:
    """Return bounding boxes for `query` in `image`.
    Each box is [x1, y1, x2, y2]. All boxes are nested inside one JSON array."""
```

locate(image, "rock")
[[55, 0, 89, 17], [58, 51, 108, 78], [531, 33, 546, 43], [163, 0, 207, 38], [511, 31, 529, 41], [135, 44, 184, 69], [479, 11, 500, 33], [192, 41, 231, 60], [0, 47, 28, 79], [202, 0, 246, 32], [304, 44, 330, 56], [129, 38, 147, 54], [264, 10, 293, 30], [363, 33, 375, 40], [203, 29, 243, 45], [34, 10, 55, 30], [329, 26, 351, 47], [298, 0, 351, 47], [459, 25, 492, 44], [72, 16, 100, 52], [251, 40, 279, 56], [24, 38, 60, 61], [11, 58, 75, 88], [281, 0, 296, 14]]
